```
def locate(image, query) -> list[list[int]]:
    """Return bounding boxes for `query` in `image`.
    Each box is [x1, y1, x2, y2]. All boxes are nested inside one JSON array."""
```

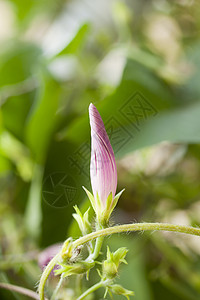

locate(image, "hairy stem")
[[73, 223, 200, 248], [86, 222, 105, 262], [39, 222, 200, 300], [39, 252, 60, 300]]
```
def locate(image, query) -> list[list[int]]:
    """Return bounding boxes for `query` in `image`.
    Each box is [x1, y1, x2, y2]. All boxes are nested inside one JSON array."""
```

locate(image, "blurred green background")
[[1, 0, 200, 299]]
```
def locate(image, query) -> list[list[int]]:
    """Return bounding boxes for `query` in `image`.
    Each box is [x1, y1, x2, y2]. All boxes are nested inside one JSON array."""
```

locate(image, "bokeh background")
[[1, 0, 200, 299]]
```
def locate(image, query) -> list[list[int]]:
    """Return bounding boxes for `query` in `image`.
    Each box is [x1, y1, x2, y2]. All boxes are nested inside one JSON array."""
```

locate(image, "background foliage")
[[1, 0, 200, 299]]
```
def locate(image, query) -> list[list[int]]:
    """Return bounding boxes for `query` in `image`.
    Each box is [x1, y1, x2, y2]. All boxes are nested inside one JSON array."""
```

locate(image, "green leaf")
[[55, 23, 90, 57], [118, 100, 200, 157], [24, 164, 43, 240], [0, 41, 41, 86], [0, 41, 41, 140], [60, 59, 176, 155], [0, 131, 33, 181], [26, 72, 61, 163]]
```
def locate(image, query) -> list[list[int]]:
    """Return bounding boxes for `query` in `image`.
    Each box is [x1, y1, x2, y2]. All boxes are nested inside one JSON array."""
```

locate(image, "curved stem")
[[0, 282, 45, 300], [39, 252, 61, 300], [77, 280, 110, 300], [91, 236, 104, 260], [39, 222, 200, 300], [86, 223, 105, 262], [72, 223, 200, 248]]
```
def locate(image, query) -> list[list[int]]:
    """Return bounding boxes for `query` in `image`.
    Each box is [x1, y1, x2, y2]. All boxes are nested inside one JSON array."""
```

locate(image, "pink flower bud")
[[89, 103, 117, 207]]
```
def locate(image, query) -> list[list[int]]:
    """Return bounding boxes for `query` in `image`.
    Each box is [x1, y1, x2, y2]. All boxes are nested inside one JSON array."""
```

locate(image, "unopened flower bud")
[[110, 284, 134, 299], [102, 246, 128, 279], [83, 103, 124, 225], [89, 103, 117, 207], [103, 260, 118, 279]]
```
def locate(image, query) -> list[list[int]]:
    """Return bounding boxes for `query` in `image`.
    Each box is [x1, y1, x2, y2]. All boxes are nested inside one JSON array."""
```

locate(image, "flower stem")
[[91, 236, 104, 260], [39, 252, 60, 300], [77, 280, 110, 300], [87, 223, 105, 262], [38, 222, 200, 300]]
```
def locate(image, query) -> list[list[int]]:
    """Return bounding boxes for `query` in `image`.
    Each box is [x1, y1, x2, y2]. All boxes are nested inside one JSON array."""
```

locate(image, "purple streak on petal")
[[89, 103, 117, 207]]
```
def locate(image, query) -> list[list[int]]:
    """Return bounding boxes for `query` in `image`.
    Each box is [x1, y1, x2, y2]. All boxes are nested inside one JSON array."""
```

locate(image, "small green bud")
[[61, 238, 73, 261], [102, 247, 128, 279], [110, 284, 134, 299], [103, 260, 118, 279]]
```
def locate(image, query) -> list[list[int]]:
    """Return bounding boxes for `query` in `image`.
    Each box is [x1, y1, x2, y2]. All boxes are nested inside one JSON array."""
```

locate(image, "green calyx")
[[102, 246, 128, 279], [55, 261, 95, 278], [101, 247, 134, 299], [82, 186, 124, 225], [103, 189, 125, 223]]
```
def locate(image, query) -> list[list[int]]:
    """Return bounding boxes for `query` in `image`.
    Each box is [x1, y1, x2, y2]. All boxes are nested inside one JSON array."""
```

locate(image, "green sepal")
[[55, 261, 95, 278], [97, 268, 103, 279], [102, 192, 113, 223], [104, 287, 109, 298], [107, 289, 114, 299], [102, 189, 125, 224], [103, 260, 118, 279], [82, 186, 97, 213], [109, 189, 125, 216], [112, 247, 128, 266], [96, 191, 103, 212], [83, 186, 125, 225]]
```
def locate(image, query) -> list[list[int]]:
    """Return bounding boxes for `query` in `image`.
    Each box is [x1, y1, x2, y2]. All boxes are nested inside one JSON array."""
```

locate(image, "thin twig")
[[0, 282, 48, 300]]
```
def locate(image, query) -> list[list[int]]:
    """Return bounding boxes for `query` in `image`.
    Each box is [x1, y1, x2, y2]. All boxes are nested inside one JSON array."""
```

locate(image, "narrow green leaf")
[[24, 164, 43, 240]]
